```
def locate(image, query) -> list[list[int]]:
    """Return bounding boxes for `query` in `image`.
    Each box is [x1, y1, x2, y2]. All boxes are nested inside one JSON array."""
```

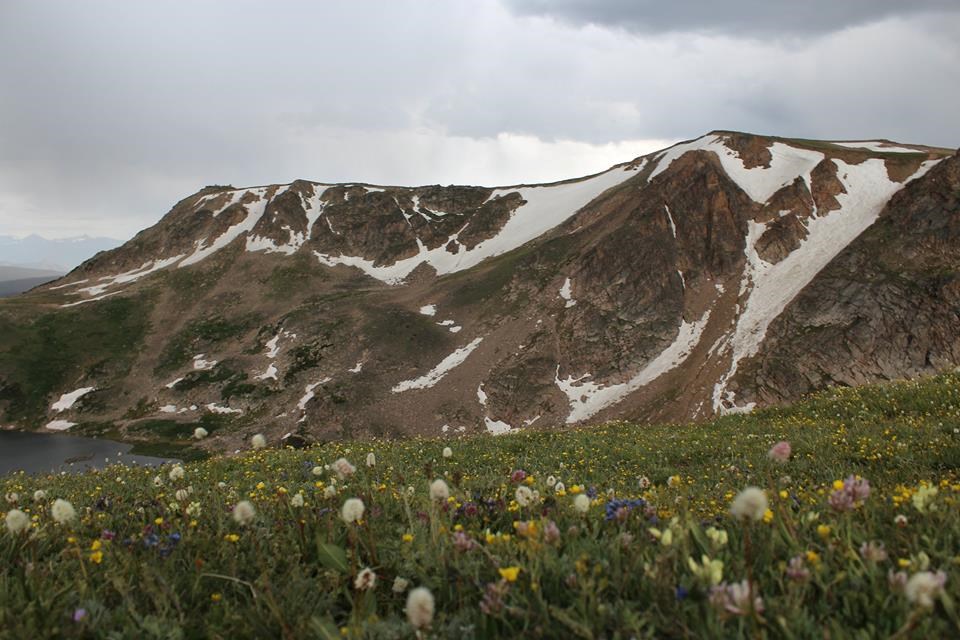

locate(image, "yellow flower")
[[256, 482, 266, 490], [569, 485, 582, 495], [762, 509, 774, 524], [90, 539, 102, 551], [779, 490, 789, 499], [402, 533, 414, 543], [154, 517, 163, 526], [898, 558, 911, 568], [211, 593, 222, 603], [89, 550, 103, 564], [816, 524, 831, 539], [832, 480, 844, 491], [224, 533, 240, 543], [524, 476, 535, 486], [806, 550, 821, 566], [498, 567, 520, 582]]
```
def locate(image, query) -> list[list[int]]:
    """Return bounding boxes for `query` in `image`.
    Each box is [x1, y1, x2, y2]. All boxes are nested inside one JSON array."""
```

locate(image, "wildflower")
[[33, 490, 46, 502], [186, 501, 202, 517], [453, 530, 476, 552], [311, 466, 324, 476], [333, 458, 356, 479], [480, 580, 509, 614], [667, 475, 682, 488], [366, 452, 376, 467], [730, 487, 768, 522], [510, 469, 527, 483], [543, 520, 561, 544], [912, 485, 938, 513], [406, 587, 435, 630], [89, 549, 103, 564], [554, 482, 566, 495], [5, 492, 18, 504], [175, 489, 190, 502], [193, 427, 208, 440], [51, 499, 76, 524], [546, 475, 557, 487], [354, 567, 377, 590], [4, 509, 30, 534], [762, 509, 774, 524], [498, 566, 521, 582], [894, 514, 908, 527], [73, 609, 86, 623], [816, 524, 832, 539], [888, 569, 908, 592], [232, 501, 256, 526], [392, 577, 410, 593], [290, 493, 304, 508], [829, 475, 870, 511], [706, 527, 728, 548], [573, 493, 590, 514], [442, 447, 453, 458], [638, 476, 651, 490], [786, 556, 810, 582], [323, 485, 337, 499], [768, 441, 791, 463], [860, 540, 888, 563], [251, 434, 267, 449], [709, 579, 764, 617], [515, 486, 534, 507], [649, 527, 673, 546], [402, 533, 414, 543], [429, 479, 450, 502], [688, 555, 724, 586], [905, 571, 947, 608], [341, 498, 365, 523], [169, 465, 185, 481], [224, 533, 240, 543], [211, 593, 222, 603]]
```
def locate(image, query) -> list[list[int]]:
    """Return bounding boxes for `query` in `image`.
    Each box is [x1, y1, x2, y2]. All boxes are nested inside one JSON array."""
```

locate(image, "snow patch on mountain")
[[51, 387, 95, 412], [392, 338, 484, 392]]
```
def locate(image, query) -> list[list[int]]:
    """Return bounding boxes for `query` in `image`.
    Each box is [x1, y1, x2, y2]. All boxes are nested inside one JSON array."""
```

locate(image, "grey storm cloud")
[[504, 0, 960, 36], [0, 0, 958, 243]]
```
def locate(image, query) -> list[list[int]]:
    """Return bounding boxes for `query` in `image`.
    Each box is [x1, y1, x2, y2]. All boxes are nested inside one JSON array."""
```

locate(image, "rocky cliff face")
[[1, 132, 956, 447]]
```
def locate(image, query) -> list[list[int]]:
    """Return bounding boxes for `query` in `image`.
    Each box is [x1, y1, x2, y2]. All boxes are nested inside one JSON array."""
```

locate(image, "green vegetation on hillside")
[[0, 295, 152, 427], [2, 373, 960, 638]]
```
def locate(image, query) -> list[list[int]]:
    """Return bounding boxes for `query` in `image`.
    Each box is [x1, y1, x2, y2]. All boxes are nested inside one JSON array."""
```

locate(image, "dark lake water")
[[0, 430, 177, 476]]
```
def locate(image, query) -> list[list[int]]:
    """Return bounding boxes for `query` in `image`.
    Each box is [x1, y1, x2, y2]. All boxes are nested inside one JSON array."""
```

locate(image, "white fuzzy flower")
[[324, 485, 338, 499], [51, 499, 76, 524], [5, 492, 19, 504], [175, 489, 190, 502], [232, 500, 256, 526], [905, 571, 947, 608], [554, 482, 566, 494], [546, 475, 557, 488], [638, 476, 651, 490], [406, 586, 435, 630], [442, 447, 453, 459], [392, 576, 410, 593], [5, 509, 30, 534], [429, 479, 450, 502], [515, 486, 534, 507], [573, 494, 590, 513], [33, 490, 47, 502], [251, 434, 267, 449], [730, 487, 768, 522], [341, 498, 365, 523], [186, 501, 202, 517], [153, 475, 163, 487], [168, 465, 185, 482], [366, 452, 376, 467], [193, 427, 208, 440], [290, 493, 304, 508], [311, 466, 324, 476], [217, 481, 227, 489], [354, 567, 377, 590], [333, 457, 356, 479]]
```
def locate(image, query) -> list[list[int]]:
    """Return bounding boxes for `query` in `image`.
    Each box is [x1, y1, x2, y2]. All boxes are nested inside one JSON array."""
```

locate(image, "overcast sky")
[[1, 1, 957, 239]]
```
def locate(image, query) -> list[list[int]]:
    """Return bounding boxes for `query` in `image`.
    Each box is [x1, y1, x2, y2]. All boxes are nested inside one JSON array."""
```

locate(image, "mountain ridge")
[[1, 131, 957, 452]]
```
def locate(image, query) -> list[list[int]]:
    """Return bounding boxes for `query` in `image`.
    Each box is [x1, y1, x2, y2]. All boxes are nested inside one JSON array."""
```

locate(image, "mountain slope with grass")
[[0, 132, 957, 453], [2, 373, 959, 637]]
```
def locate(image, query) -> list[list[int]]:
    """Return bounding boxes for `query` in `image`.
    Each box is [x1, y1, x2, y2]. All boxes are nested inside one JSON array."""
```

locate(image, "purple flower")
[[73, 609, 87, 622]]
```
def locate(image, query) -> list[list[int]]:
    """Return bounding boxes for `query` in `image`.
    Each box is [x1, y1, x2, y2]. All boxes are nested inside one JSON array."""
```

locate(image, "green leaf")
[[309, 617, 340, 639], [316, 542, 348, 573]]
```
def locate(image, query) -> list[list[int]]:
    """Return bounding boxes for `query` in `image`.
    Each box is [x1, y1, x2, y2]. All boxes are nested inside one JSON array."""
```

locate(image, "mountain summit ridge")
[[2, 131, 957, 448]]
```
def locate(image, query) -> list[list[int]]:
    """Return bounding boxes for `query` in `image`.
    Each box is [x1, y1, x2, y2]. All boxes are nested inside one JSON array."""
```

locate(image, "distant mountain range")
[[0, 234, 122, 272], [0, 266, 64, 298], [1, 132, 958, 449]]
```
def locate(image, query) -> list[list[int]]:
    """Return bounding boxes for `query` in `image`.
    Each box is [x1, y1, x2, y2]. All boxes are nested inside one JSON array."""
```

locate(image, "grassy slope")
[[1, 373, 960, 638]]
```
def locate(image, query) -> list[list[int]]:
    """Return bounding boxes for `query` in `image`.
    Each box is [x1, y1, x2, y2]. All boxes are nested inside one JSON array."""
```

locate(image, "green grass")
[[2, 373, 960, 638], [155, 314, 260, 375], [0, 295, 152, 427]]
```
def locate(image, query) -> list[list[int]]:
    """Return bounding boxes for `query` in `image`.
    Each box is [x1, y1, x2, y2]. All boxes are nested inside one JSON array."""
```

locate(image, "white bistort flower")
[[366, 452, 376, 467], [429, 479, 450, 502], [406, 586, 435, 630], [515, 486, 534, 507], [442, 447, 453, 459], [251, 434, 267, 449], [232, 500, 256, 526], [290, 493, 304, 508], [354, 567, 377, 590], [341, 498, 365, 523], [324, 485, 338, 499], [51, 499, 76, 524], [33, 490, 47, 502], [333, 457, 356, 479], [193, 427, 208, 440], [905, 571, 947, 608], [392, 576, 410, 593], [573, 494, 590, 513], [730, 487, 768, 522], [5, 509, 30, 534], [168, 465, 185, 482]]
